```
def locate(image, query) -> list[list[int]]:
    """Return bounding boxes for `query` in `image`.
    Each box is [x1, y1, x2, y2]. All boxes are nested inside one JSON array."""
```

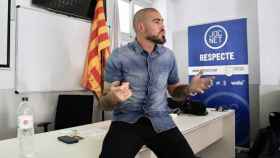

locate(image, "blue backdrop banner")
[[188, 18, 249, 147]]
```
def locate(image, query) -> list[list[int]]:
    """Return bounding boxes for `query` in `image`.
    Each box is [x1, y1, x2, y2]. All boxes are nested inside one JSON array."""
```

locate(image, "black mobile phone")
[[57, 135, 79, 144]]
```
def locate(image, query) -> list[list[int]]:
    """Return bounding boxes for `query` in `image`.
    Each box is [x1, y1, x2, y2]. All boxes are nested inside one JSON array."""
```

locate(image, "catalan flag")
[[81, 0, 110, 97]]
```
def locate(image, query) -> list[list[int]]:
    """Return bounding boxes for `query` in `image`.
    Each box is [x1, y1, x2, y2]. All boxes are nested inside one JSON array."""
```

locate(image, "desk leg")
[[198, 113, 235, 158]]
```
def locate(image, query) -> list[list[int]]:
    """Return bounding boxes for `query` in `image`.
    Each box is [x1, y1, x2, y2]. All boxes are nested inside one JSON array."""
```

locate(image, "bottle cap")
[[22, 97, 29, 101]]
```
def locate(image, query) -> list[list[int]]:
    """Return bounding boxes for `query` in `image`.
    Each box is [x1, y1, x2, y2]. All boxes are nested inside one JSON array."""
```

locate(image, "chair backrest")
[[55, 94, 94, 130]]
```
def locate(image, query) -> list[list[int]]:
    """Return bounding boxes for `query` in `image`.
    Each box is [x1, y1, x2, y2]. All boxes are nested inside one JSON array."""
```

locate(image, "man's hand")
[[189, 71, 215, 95], [97, 81, 133, 111], [110, 81, 132, 104]]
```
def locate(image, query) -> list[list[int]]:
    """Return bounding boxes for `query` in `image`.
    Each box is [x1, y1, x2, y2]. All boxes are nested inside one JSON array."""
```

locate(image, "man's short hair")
[[133, 8, 159, 32]]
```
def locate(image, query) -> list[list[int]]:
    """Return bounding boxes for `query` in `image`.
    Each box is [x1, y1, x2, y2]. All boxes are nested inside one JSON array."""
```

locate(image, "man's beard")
[[146, 34, 166, 44]]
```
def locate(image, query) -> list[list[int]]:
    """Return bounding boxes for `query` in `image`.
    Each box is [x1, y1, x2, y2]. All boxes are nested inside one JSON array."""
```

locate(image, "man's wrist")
[[188, 85, 197, 96], [108, 91, 122, 105], [98, 92, 119, 111]]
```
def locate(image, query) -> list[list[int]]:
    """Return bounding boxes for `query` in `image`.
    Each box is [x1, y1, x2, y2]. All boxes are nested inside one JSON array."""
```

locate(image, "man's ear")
[[138, 23, 145, 33]]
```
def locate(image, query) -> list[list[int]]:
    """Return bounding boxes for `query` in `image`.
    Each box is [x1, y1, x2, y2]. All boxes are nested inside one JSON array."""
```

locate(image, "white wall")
[[258, 0, 280, 127], [258, 1, 280, 85]]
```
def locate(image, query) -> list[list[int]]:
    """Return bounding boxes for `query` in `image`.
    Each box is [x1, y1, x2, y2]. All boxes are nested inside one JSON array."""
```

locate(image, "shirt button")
[[144, 113, 150, 117]]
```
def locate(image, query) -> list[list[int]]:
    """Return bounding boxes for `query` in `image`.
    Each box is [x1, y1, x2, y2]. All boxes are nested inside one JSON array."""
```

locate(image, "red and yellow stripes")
[[81, 0, 110, 97]]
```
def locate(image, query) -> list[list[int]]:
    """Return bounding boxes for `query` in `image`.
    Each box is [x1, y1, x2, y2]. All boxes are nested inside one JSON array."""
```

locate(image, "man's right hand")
[[97, 81, 133, 110], [110, 81, 132, 104]]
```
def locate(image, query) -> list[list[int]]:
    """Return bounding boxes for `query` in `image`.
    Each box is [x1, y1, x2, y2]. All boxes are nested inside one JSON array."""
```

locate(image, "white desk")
[[0, 109, 235, 158]]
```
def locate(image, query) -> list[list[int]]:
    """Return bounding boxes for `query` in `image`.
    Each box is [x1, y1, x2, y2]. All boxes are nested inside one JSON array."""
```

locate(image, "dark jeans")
[[99, 117, 196, 158]]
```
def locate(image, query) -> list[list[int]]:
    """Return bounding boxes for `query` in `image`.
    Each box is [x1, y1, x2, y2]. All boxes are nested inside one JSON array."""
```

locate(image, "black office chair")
[[38, 94, 94, 132]]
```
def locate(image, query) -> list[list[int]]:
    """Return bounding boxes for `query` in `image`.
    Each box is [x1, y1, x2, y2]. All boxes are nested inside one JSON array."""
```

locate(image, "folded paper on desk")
[[58, 128, 106, 138]]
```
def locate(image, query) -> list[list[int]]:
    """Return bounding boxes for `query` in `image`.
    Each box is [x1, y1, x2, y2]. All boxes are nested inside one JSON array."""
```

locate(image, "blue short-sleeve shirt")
[[105, 40, 179, 133]]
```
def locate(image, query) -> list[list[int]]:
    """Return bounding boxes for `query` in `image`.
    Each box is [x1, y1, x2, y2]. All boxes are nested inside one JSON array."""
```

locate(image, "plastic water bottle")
[[17, 97, 35, 158]]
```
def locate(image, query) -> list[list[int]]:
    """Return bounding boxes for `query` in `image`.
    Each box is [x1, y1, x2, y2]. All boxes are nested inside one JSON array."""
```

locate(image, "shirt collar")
[[130, 40, 163, 55]]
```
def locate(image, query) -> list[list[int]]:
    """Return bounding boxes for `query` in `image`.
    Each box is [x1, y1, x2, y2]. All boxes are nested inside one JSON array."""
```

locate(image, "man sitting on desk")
[[98, 8, 214, 158]]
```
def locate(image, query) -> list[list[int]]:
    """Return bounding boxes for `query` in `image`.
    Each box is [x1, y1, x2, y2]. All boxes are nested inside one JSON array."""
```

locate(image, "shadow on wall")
[[0, 92, 19, 140], [260, 89, 280, 128]]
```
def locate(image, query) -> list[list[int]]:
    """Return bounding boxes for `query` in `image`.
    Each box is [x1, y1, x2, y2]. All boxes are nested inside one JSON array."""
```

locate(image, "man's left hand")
[[189, 71, 215, 95]]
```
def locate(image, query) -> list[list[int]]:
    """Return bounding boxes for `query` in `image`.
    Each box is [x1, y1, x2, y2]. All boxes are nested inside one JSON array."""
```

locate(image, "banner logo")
[[204, 25, 228, 49]]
